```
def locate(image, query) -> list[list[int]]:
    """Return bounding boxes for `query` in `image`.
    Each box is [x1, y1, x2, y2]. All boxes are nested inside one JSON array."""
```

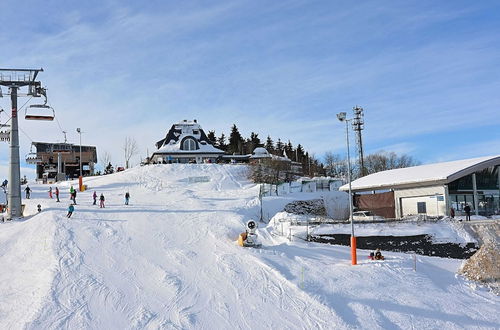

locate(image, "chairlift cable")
[[19, 126, 34, 143]]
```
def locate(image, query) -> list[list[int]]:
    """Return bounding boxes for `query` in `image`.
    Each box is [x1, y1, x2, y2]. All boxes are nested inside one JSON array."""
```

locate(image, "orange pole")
[[351, 236, 357, 265], [79, 175, 83, 192]]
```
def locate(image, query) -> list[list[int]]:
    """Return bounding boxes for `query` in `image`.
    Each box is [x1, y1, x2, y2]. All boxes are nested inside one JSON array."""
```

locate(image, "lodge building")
[[340, 155, 500, 218]]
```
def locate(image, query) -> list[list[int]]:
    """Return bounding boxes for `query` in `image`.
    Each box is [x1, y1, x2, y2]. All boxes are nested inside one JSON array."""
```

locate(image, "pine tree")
[[245, 132, 261, 154], [296, 144, 305, 162], [228, 124, 243, 154], [217, 133, 226, 151], [265, 136, 275, 154], [207, 130, 217, 145], [284, 140, 294, 159], [275, 138, 284, 156]]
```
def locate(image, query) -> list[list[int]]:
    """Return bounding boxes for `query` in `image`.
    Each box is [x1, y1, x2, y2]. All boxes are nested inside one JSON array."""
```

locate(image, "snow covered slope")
[[0, 164, 498, 329]]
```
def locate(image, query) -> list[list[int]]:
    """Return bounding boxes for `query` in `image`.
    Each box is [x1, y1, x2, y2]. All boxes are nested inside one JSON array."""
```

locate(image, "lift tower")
[[0, 68, 46, 219], [352, 106, 365, 177]]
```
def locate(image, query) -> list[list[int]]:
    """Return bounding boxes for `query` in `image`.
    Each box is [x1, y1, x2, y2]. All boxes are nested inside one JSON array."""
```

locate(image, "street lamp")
[[76, 128, 83, 191], [337, 111, 357, 265]]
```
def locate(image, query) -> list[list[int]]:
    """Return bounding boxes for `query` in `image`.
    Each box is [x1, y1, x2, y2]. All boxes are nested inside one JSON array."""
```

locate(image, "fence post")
[[289, 227, 292, 241], [306, 219, 309, 241], [413, 254, 417, 271]]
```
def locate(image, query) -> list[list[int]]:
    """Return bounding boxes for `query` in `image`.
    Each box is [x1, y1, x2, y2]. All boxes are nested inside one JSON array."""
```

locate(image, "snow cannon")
[[238, 220, 262, 248]]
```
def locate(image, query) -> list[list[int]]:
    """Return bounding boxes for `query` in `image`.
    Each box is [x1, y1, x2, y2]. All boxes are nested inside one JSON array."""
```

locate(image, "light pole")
[[337, 111, 357, 265], [77, 128, 83, 191]]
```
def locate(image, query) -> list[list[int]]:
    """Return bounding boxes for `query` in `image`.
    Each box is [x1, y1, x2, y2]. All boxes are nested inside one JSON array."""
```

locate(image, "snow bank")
[[1, 164, 499, 329], [0, 212, 58, 329]]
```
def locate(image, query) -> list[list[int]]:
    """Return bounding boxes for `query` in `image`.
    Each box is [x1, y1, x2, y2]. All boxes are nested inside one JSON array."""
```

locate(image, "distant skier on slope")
[[99, 193, 105, 208], [125, 192, 130, 205], [67, 204, 74, 218], [55, 187, 60, 202], [93, 191, 97, 205], [48, 186, 53, 199]]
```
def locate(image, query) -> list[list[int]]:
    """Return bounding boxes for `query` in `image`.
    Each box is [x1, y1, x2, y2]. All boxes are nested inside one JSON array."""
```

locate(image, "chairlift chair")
[[25, 104, 55, 121], [25, 145, 42, 164]]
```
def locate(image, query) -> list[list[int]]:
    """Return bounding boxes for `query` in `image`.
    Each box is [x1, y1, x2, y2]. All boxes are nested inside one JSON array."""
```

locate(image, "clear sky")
[[1, 0, 499, 179]]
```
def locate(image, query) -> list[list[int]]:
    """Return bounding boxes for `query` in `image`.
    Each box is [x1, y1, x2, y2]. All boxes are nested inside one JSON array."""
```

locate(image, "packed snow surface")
[[0, 164, 499, 329]]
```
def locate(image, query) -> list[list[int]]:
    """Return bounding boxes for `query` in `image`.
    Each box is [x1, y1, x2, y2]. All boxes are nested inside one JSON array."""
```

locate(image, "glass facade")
[[448, 166, 500, 216]]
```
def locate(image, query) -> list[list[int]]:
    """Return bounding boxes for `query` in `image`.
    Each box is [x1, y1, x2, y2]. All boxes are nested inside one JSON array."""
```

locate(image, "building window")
[[182, 138, 197, 151], [417, 202, 427, 214]]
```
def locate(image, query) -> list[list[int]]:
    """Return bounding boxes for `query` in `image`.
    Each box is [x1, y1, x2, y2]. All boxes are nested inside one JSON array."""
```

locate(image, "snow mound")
[[460, 243, 500, 294]]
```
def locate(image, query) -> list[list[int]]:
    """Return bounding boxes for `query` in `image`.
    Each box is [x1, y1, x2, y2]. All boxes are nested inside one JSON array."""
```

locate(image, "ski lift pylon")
[[25, 104, 55, 121]]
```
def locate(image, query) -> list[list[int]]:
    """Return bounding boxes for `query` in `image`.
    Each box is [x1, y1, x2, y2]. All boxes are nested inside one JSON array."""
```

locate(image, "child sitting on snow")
[[369, 248, 385, 260]]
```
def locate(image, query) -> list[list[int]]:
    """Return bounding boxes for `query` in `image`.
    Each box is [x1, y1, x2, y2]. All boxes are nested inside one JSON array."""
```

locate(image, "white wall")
[[394, 185, 447, 217]]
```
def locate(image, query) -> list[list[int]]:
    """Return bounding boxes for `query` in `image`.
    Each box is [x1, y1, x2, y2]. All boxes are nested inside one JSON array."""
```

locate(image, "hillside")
[[0, 164, 499, 329]]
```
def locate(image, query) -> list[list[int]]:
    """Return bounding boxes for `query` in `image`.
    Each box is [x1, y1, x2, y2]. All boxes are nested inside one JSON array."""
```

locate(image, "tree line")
[[207, 124, 323, 176], [324, 150, 420, 179], [210, 124, 419, 179]]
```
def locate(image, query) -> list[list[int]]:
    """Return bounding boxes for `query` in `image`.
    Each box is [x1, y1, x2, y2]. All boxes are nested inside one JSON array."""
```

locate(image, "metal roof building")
[[340, 155, 500, 218]]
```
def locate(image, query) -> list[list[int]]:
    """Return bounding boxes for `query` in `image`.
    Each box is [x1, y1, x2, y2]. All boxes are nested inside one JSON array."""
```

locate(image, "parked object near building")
[[352, 211, 384, 221], [340, 155, 500, 218]]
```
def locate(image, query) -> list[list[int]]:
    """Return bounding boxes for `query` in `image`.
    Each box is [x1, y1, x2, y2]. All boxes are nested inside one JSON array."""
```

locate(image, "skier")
[[55, 187, 60, 202], [464, 204, 471, 221], [70, 188, 77, 205], [125, 192, 130, 205], [48, 187, 53, 199], [93, 191, 97, 205], [69, 186, 75, 203], [24, 185, 31, 199], [67, 204, 74, 218], [99, 193, 105, 208]]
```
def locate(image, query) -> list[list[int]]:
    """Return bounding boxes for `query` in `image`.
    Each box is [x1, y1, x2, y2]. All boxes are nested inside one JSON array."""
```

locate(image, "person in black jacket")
[[464, 204, 471, 221], [24, 185, 31, 199]]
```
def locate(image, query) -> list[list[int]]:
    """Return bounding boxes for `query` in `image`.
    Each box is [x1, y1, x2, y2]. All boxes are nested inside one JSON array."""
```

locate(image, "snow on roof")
[[155, 134, 224, 154], [340, 155, 500, 191], [253, 147, 269, 155]]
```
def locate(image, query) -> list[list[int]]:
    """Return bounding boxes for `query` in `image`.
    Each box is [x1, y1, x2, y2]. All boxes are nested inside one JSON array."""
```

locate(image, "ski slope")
[[0, 164, 499, 329]]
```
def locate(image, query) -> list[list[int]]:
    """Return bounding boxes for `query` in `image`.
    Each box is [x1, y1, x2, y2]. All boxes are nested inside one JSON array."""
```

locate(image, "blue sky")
[[1, 0, 500, 178]]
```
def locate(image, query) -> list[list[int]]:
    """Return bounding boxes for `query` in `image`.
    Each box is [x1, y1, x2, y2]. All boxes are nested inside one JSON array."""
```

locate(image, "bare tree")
[[324, 152, 347, 178], [364, 151, 420, 175], [100, 151, 112, 169], [123, 137, 139, 169]]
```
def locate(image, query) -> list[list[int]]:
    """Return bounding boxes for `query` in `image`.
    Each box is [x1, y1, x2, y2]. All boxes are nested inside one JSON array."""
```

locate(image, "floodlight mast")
[[0, 68, 45, 219], [337, 111, 356, 265]]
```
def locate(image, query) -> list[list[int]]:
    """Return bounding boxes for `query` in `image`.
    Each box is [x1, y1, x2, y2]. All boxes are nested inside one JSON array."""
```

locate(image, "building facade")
[[340, 155, 500, 218], [150, 120, 225, 164], [29, 142, 97, 182]]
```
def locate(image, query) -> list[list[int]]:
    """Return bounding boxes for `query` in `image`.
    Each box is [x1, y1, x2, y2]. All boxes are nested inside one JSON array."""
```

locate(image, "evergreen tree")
[[228, 124, 244, 154], [284, 140, 294, 159], [275, 138, 284, 156], [296, 144, 305, 162], [207, 130, 217, 145], [245, 132, 261, 154], [264, 136, 275, 154], [217, 133, 227, 151]]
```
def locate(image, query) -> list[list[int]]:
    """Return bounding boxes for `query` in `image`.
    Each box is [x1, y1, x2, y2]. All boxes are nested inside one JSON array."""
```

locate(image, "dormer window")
[[182, 138, 198, 151], [193, 130, 199, 135]]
